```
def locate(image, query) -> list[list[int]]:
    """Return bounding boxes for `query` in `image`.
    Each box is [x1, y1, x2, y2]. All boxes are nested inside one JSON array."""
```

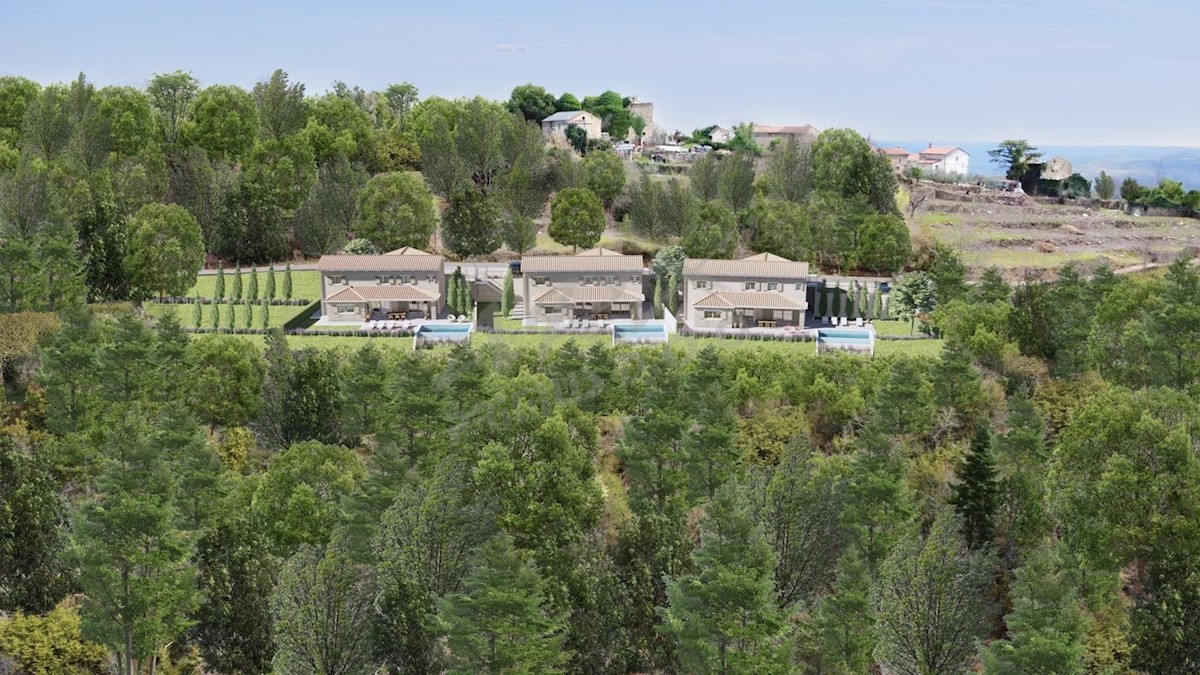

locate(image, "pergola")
[[325, 286, 440, 320], [693, 291, 807, 327]]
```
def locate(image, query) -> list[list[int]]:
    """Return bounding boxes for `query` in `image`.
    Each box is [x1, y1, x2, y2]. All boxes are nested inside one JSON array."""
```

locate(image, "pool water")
[[817, 328, 873, 345], [613, 323, 668, 342], [615, 324, 667, 334], [417, 324, 472, 335]]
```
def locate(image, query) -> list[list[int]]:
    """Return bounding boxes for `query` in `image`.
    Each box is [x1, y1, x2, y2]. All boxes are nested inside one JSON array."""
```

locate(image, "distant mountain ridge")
[[876, 140, 1200, 190]]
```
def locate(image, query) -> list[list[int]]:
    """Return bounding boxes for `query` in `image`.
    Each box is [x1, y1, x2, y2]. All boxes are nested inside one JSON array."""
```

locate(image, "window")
[[695, 279, 710, 289], [796, 283, 804, 290], [328, 275, 346, 285], [744, 281, 757, 291], [532, 276, 549, 286], [604, 276, 614, 285], [544, 306, 562, 315], [376, 275, 392, 285], [410, 276, 418, 285], [336, 304, 356, 313], [630, 276, 639, 284], [767, 282, 780, 291], [703, 310, 722, 319], [427, 275, 437, 283]]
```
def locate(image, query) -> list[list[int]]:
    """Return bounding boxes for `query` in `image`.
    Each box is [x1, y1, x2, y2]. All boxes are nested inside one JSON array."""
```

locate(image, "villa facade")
[[317, 247, 446, 322], [681, 253, 810, 329], [521, 248, 646, 324]]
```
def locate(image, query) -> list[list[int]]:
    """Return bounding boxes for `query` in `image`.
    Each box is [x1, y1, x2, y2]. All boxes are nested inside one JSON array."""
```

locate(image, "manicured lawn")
[[212, 328, 944, 359], [185, 269, 321, 302], [873, 319, 926, 337], [144, 301, 315, 329]]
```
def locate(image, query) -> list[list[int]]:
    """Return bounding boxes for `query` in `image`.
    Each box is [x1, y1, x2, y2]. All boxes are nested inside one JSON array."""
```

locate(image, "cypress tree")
[[657, 273, 667, 317], [282, 264, 293, 301], [816, 281, 827, 317], [225, 303, 236, 331], [248, 267, 259, 302], [881, 288, 891, 320], [261, 298, 270, 329], [265, 265, 276, 302], [244, 300, 253, 329], [873, 285, 883, 320], [232, 266, 243, 302], [858, 284, 868, 319], [193, 297, 202, 327], [210, 302, 220, 329], [667, 271, 679, 316], [952, 425, 999, 549], [215, 266, 225, 301], [502, 268, 515, 317]]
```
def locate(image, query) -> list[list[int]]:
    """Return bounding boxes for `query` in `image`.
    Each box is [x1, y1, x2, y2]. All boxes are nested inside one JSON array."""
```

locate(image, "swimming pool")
[[417, 324, 472, 335], [816, 328, 874, 354], [613, 323, 668, 344]]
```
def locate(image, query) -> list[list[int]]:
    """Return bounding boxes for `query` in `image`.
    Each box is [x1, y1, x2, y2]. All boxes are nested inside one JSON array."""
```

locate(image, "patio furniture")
[[855, 318, 864, 327], [758, 320, 777, 328], [582, 319, 591, 329], [458, 315, 468, 322], [839, 317, 848, 327], [821, 316, 829, 325]]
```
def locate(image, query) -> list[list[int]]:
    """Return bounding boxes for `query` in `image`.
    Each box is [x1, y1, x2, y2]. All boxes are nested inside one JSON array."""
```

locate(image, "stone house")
[[318, 247, 445, 322], [521, 248, 645, 324], [681, 253, 810, 329], [541, 110, 603, 141]]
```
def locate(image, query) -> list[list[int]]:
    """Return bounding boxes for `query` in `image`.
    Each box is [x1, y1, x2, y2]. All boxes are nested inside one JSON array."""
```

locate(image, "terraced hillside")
[[910, 183, 1200, 278]]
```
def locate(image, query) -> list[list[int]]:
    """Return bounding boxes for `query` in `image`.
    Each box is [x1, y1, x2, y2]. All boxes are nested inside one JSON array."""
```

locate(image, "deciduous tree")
[[125, 202, 203, 300], [549, 187, 604, 251], [354, 171, 437, 252]]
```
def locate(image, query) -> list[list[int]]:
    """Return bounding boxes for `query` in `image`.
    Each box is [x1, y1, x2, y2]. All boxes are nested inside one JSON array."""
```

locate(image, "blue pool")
[[417, 324, 472, 335], [816, 328, 874, 353], [613, 323, 668, 343]]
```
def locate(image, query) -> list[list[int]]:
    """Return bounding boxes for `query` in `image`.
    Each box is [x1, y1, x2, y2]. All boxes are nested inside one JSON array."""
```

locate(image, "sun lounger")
[[855, 318, 864, 327]]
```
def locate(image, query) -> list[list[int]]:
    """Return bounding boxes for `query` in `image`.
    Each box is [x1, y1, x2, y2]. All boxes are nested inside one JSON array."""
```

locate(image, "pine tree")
[[439, 533, 569, 674], [798, 550, 875, 674], [952, 425, 999, 549], [502, 267, 515, 317], [248, 266, 259, 302], [977, 265, 1012, 303], [265, 264, 276, 302], [981, 545, 1085, 674], [74, 408, 198, 675], [282, 263, 293, 301], [660, 481, 790, 674], [232, 265, 243, 302], [214, 265, 225, 301], [192, 297, 202, 327]]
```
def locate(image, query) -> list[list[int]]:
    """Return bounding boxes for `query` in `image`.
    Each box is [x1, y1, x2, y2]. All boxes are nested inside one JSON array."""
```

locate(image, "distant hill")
[[876, 140, 1200, 190]]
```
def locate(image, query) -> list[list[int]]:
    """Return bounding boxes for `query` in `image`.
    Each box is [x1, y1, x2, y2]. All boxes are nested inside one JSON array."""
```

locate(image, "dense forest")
[[4, 69, 1200, 674]]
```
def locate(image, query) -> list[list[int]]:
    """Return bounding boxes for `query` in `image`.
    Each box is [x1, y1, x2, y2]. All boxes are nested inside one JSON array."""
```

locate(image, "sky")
[[4, 0, 1200, 147]]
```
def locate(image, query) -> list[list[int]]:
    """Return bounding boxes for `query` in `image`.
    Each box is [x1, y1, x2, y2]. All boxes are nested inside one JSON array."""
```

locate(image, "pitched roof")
[[521, 253, 644, 274], [741, 252, 792, 263], [325, 286, 439, 303], [918, 146, 966, 157], [383, 246, 433, 256], [682, 255, 809, 280], [574, 247, 625, 257], [317, 254, 444, 273], [694, 291, 807, 310], [879, 147, 912, 156], [532, 286, 643, 304], [542, 110, 588, 123], [531, 288, 573, 304]]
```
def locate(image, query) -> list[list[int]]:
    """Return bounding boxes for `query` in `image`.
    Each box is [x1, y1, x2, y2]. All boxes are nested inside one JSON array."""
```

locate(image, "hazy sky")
[[5, 0, 1199, 146]]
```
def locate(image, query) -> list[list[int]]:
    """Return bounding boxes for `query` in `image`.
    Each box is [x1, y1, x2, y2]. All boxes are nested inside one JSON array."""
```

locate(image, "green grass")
[[186, 269, 321, 302], [970, 249, 1143, 269], [872, 319, 918, 337], [200, 325, 944, 358], [144, 301, 313, 329]]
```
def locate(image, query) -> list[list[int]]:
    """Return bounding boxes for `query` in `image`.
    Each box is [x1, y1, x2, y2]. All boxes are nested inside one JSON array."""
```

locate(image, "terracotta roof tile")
[[325, 286, 439, 302], [694, 291, 807, 310], [521, 253, 644, 273], [683, 256, 809, 280]]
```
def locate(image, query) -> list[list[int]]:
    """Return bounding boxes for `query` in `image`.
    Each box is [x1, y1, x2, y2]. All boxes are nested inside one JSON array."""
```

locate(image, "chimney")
[[927, 142, 933, 148]]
